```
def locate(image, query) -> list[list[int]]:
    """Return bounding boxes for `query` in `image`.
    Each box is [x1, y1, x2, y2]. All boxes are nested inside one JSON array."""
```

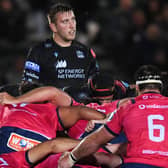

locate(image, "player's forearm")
[[27, 137, 80, 164], [15, 86, 60, 103], [50, 137, 80, 153], [27, 139, 54, 164], [15, 86, 71, 106], [78, 106, 106, 121], [93, 152, 122, 168], [70, 133, 103, 162], [70, 126, 114, 163], [58, 127, 114, 168]]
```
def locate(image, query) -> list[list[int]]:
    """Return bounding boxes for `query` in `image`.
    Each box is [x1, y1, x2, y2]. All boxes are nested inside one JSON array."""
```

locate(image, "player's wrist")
[[69, 152, 77, 164]]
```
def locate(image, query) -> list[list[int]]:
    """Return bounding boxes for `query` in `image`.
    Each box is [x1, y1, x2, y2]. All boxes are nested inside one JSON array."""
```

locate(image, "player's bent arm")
[[0, 86, 72, 106], [27, 137, 80, 165], [59, 106, 106, 128], [72, 126, 114, 161], [58, 126, 115, 168]]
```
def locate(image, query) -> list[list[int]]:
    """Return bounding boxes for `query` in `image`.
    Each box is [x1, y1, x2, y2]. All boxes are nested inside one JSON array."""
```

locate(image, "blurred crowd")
[[0, 0, 168, 85]]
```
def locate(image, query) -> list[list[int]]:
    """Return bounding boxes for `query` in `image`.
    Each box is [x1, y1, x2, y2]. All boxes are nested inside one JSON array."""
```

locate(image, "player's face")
[[99, 96, 114, 104], [54, 10, 76, 42]]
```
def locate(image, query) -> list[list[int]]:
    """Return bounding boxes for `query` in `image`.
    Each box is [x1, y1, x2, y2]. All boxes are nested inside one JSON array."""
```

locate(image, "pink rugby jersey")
[[0, 151, 30, 168], [105, 93, 168, 167], [68, 100, 119, 139], [0, 103, 63, 143], [66, 100, 119, 168]]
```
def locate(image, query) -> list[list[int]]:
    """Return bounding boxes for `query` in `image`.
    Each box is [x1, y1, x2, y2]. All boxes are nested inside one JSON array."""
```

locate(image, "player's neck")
[[53, 34, 72, 47], [139, 89, 160, 95]]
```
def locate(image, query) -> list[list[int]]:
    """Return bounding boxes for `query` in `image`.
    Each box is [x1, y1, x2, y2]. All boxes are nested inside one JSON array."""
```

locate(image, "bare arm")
[[59, 106, 106, 128], [28, 137, 79, 164], [58, 126, 115, 168], [0, 86, 72, 106], [93, 152, 122, 168]]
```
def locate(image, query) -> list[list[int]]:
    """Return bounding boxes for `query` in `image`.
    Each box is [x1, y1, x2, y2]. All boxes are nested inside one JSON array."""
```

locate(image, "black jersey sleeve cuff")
[[25, 150, 33, 166], [56, 107, 66, 130], [104, 124, 119, 137], [101, 146, 112, 153]]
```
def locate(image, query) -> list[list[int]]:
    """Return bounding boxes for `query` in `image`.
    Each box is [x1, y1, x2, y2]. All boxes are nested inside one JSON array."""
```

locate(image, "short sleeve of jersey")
[[22, 46, 41, 84], [56, 107, 65, 131], [105, 108, 123, 136]]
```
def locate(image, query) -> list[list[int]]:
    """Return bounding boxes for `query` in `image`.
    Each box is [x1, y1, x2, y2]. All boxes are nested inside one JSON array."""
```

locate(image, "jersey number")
[[0, 157, 8, 166], [148, 115, 165, 142]]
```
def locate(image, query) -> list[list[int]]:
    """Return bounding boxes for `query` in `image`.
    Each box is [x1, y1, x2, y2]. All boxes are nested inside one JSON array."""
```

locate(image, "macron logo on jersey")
[[25, 61, 40, 72], [56, 60, 67, 68]]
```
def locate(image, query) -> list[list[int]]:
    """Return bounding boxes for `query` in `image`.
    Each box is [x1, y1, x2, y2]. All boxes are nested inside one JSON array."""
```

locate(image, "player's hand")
[[85, 119, 106, 132], [0, 92, 15, 105], [58, 152, 75, 168]]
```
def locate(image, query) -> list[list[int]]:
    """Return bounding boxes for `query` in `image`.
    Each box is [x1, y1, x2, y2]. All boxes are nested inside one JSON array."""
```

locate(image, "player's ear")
[[49, 23, 57, 33], [135, 85, 140, 95]]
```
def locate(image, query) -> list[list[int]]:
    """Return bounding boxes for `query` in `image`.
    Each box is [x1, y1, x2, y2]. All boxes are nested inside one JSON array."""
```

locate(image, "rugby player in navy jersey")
[[19, 2, 99, 98]]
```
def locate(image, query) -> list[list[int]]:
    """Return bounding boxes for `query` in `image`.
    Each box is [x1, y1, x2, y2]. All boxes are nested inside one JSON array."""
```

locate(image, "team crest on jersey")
[[7, 133, 41, 151], [76, 50, 85, 58], [55, 60, 67, 68], [54, 52, 58, 58]]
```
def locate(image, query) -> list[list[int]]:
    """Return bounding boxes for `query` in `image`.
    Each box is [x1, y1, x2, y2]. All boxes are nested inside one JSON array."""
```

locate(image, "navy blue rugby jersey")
[[21, 39, 99, 89]]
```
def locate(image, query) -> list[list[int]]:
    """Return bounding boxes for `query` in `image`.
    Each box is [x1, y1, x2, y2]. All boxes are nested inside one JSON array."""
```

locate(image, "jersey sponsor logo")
[[10, 108, 37, 116], [139, 104, 146, 109], [54, 52, 58, 58], [25, 72, 39, 79], [139, 104, 168, 109], [142, 95, 160, 100], [26, 72, 39, 79], [76, 50, 85, 58], [55, 60, 67, 68], [7, 133, 41, 151], [142, 149, 168, 156], [57, 69, 85, 79], [25, 61, 40, 72]]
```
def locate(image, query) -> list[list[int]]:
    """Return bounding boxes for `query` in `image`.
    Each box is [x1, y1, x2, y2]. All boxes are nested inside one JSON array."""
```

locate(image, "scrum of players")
[[0, 64, 168, 168]]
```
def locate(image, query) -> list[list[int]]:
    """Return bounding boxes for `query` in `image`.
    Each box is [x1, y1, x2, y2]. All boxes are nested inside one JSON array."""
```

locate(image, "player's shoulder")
[[30, 39, 55, 51], [72, 40, 97, 58], [117, 97, 135, 109], [72, 40, 89, 50]]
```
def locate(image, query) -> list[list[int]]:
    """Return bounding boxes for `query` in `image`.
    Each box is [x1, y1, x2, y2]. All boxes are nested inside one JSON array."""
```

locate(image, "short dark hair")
[[47, 2, 73, 23], [135, 65, 163, 92]]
